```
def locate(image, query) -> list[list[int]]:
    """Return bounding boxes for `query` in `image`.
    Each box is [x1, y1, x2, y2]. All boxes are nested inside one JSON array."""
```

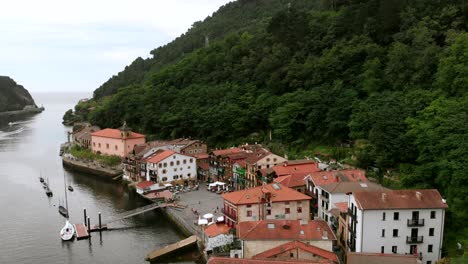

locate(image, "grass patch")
[[69, 144, 121, 167]]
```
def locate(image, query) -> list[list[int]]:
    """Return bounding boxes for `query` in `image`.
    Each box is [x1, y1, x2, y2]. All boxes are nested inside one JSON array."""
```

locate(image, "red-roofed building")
[[136, 180, 158, 194], [144, 150, 197, 183], [304, 169, 368, 216], [348, 189, 447, 264], [208, 257, 331, 264], [253, 240, 338, 263], [274, 172, 309, 192], [203, 223, 234, 253], [237, 220, 336, 258], [91, 123, 145, 157], [222, 183, 311, 227], [346, 252, 420, 264]]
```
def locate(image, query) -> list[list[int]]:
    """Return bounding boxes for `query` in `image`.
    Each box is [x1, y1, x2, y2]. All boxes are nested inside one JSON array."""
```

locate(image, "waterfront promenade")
[[163, 184, 224, 239]]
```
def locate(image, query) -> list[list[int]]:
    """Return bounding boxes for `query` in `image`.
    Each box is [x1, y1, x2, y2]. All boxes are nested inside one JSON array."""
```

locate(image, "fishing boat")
[[60, 220, 75, 241], [68, 185, 74, 192]]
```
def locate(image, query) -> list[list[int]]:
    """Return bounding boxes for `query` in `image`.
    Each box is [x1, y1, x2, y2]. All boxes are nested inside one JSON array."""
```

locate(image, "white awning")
[[217, 216, 224, 222], [203, 213, 214, 219], [198, 219, 208, 225]]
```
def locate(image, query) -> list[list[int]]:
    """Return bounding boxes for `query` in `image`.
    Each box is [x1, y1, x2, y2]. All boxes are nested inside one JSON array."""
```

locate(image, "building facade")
[[91, 125, 145, 157], [145, 150, 197, 183], [348, 190, 447, 264]]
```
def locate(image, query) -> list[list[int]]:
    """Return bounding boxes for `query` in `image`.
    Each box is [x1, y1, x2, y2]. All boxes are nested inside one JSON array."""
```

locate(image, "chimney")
[[416, 191, 422, 200], [322, 230, 328, 239], [382, 193, 387, 202]]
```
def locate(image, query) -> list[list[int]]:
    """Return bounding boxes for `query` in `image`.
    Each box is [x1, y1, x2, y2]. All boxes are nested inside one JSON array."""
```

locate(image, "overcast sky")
[[0, 0, 232, 93]]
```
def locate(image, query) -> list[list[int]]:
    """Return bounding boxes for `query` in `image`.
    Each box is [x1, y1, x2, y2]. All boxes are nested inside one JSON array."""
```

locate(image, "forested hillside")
[[0, 76, 37, 112], [68, 0, 468, 257]]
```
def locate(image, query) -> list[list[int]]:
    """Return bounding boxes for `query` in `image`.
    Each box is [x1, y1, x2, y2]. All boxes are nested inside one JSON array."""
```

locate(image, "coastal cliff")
[[0, 76, 43, 116]]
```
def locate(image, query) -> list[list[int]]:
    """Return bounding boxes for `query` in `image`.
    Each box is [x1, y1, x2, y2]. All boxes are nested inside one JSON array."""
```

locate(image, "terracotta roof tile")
[[136, 181, 155, 189], [334, 202, 348, 213], [198, 163, 210, 171], [204, 223, 231, 238], [308, 169, 368, 187], [212, 148, 241, 156], [319, 181, 386, 194], [273, 163, 320, 177], [274, 173, 309, 188], [91, 128, 145, 139], [208, 257, 326, 264], [353, 189, 448, 210], [237, 220, 336, 241], [347, 252, 419, 264], [253, 240, 338, 263], [146, 150, 176, 164], [194, 153, 209, 159], [222, 183, 310, 205]]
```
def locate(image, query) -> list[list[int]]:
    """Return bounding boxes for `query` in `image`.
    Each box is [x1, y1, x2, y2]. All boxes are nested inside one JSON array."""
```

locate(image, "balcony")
[[406, 236, 424, 244], [222, 208, 237, 221], [407, 218, 425, 227]]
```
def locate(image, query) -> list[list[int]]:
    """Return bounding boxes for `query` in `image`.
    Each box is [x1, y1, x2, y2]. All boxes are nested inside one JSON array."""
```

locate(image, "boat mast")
[[64, 172, 69, 219]]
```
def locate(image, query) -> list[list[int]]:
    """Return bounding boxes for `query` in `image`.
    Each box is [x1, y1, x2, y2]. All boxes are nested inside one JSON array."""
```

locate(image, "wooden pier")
[[145, 235, 199, 262], [74, 223, 89, 240]]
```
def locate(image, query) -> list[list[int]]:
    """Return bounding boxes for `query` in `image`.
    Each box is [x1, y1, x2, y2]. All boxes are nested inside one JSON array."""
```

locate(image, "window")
[[162, 169, 166, 174], [289, 252, 294, 258], [393, 229, 398, 237], [190, 158, 193, 163], [173, 175, 179, 180], [382, 212, 386, 221], [158, 163, 162, 168], [173, 156, 176, 159], [394, 212, 399, 220], [93, 142, 95, 147], [247, 210, 252, 217], [176, 160, 180, 165], [163, 162, 167, 167], [428, 244, 433, 253], [162, 177, 167, 181], [115, 145, 118, 150], [297, 207, 302, 213], [246, 204, 251, 208], [170, 161, 174, 166], [392, 246, 397, 254], [430, 211, 436, 219], [381, 246, 384, 253], [285, 201, 290, 205], [106, 143, 109, 149], [427, 262, 432, 264], [322, 201, 325, 207], [98, 143, 101, 148], [381, 229, 385, 237], [429, 228, 434, 236], [325, 215, 328, 221], [183, 159, 187, 164], [285, 208, 290, 214], [187, 173, 191, 178], [267, 209, 271, 215]]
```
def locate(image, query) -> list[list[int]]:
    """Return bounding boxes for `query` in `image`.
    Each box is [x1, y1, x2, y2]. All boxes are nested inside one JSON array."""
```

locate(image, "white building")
[[316, 181, 386, 225], [348, 189, 448, 264], [145, 150, 197, 183]]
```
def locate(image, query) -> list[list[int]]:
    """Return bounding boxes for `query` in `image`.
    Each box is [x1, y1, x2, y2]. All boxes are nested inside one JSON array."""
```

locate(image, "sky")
[[0, 0, 232, 93]]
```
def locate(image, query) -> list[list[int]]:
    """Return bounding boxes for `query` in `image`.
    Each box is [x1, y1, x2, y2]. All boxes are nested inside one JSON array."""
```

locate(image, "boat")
[[59, 173, 74, 241], [58, 198, 69, 218], [45, 186, 53, 197], [39, 177, 44, 183], [68, 185, 74, 192], [60, 220, 75, 241]]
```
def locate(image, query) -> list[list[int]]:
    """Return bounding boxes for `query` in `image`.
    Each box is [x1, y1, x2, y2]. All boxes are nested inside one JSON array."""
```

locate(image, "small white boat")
[[60, 220, 75, 241]]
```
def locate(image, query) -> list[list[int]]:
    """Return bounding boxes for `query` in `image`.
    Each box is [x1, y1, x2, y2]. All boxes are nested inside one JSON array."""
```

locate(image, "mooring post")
[[98, 212, 102, 230], [87, 217, 91, 235], [84, 208, 87, 226]]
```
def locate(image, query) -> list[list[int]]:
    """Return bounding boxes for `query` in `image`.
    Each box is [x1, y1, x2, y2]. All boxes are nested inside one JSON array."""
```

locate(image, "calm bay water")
[[0, 93, 187, 264]]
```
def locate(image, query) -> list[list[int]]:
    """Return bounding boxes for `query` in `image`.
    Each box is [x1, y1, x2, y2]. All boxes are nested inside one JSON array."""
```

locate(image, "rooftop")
[[273, 162, 320, 177], [353, 189, 448, 210], [308, 169, 368, 187], [136, 181, 155, 189], [208, 257, 326, 264], [319, 181, 386, 194], [211, 148, 242, 156], [347, 252, 420, 264], [91, 128, 145, 139], [274, 173, 309, 188], [222, 183, 311, 205], [253, 240, 338, 263], [204, 223, 231, 238], [237, 220, 336, 241], [146, 150, 176, 164]]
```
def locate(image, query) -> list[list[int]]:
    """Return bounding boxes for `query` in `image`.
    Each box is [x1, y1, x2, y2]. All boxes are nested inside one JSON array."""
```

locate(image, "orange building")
[[91, 123, 145, 157]]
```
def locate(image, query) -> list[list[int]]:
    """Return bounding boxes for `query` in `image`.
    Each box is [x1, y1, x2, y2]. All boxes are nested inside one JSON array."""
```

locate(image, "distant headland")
[[0, 76, 44, 118]]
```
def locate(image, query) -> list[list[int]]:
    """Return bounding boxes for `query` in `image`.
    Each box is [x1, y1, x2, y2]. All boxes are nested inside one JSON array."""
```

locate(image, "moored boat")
[[60, 220, 75, 241], [68, 185, 73, 192]]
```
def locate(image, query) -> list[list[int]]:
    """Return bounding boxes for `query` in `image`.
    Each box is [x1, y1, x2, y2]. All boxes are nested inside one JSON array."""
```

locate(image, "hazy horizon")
[[0, 0, 232, 93]]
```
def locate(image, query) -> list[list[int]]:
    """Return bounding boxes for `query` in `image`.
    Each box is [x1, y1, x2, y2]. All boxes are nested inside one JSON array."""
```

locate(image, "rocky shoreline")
[[0, 106, 45, 119]]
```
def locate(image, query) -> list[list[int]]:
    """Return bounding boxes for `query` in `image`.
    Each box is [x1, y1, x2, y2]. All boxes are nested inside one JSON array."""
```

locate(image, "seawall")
[[62, 156, 122, 180], [0, 106, 44, 119]]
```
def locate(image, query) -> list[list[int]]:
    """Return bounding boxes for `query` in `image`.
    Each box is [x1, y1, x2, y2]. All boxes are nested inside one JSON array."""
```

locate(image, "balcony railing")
[[407, 218, 425, 227], [406, 236, 424, 244], [222, 208, 237, 221]]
